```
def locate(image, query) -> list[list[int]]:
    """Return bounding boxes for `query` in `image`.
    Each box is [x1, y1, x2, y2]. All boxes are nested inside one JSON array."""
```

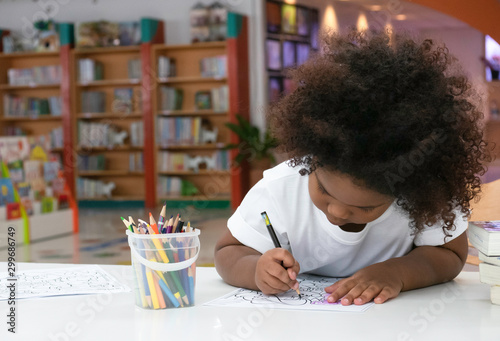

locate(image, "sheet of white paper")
[[205, 274, 373, 312], [0, 265, 130, 300]]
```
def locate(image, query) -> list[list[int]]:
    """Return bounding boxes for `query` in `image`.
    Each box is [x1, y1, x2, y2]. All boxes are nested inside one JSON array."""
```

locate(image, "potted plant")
[[225, 114, 278, 186]]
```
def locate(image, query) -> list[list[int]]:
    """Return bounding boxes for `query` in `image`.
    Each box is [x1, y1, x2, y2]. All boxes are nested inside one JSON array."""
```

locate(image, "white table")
[[1, 263, 499, 341]]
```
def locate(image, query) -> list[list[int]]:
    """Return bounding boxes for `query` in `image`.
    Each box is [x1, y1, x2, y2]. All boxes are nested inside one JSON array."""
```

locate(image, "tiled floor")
[[0, 205, 479, 272]]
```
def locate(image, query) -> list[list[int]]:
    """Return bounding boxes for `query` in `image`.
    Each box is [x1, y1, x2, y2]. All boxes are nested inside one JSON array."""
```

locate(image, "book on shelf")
[[3, 126, 26, 136], [158, 150, 229, 172], [77, 21, 119, 48], [211, 85, 228, 112], [6, 202, 21, 220], [7, 65, 61, 86], [159, 86, 183, 111], [112, 88, 133, 114], [41, 196, 54, 213], [43, 161, 60, 183], [128, 59, 142, 80], [77, 154, 106, 171], [130, 121, 144, 147], [118, 22, 141, 46], [200, 55, 227, 78], [157, 117, 202, 147], [3, 94, 62, 117], [0, 136, 71, 219], [76, 177, 115, 199], [195, 90, 212, 110], [468, 220, 500, 256], [0, 178, 15, 206], [77, 122, 128, 148], [78, 58, 104, 82], [157, 176, 199, 197], [50, 127, 64, 149], [158, 56, 176, 78], [129, 152, 144, 172], [81, 91, 106, 113], [7, 160, 24, 184]]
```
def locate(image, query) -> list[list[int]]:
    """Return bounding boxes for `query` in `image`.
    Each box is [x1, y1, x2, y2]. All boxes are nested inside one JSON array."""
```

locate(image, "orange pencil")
[[152, 272, 167, 309], [149, 212, 160, 234]]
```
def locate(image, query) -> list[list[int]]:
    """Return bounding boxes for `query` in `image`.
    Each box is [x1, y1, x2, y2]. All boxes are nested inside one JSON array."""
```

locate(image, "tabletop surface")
[[1, 262, 499, 341]]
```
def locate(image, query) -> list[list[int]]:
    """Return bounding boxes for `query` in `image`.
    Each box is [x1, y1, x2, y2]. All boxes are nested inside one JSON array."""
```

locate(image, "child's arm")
[[214, 228, 300, 294], [324, 231, 468, 305]]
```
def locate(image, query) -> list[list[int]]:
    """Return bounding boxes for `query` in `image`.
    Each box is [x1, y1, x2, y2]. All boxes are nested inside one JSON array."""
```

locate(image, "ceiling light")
[[394, 14, 407, 20]]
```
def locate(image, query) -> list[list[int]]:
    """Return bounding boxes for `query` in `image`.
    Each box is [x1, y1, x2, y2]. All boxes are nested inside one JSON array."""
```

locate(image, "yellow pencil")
[[145, 267, 160, 309]]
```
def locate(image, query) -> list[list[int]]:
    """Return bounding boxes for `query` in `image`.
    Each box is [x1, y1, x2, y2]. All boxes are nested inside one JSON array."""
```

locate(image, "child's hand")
[[324, 261, 403, 305], [255, 248, 300, 295]]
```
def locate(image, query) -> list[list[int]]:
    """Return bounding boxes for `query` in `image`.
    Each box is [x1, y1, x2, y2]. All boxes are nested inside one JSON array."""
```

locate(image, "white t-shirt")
[[227, 161, 468, 277]]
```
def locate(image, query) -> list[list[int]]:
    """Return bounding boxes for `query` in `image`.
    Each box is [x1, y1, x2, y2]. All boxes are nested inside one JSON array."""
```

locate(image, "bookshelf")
[[71, 46, 146, 201], [151, 13, 249, 208], [265, 1, 319, 103], [0, 50, 64, 145], [1, 17, 250, 209]]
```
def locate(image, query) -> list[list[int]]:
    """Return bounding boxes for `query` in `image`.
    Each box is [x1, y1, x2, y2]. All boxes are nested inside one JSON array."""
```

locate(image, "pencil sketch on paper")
[[0, 265, 130, 300], [205, 274, 373, 312]]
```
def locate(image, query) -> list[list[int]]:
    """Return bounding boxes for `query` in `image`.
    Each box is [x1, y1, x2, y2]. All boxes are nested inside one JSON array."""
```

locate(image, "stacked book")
[[3, 94, 62, 117], [78, 58, 104, 83], [49, 127, 64, 149], [157, 176, 183, 196], [77, 122, 127, 148], [128, 59, 142, 80], [112, 88, 133, 114], [129, 152, 144, 172], [7, 65, 61, 86], [159, 86, 183, 111], [77, 154, 106, 171], [156, 117, 202, 147], [76, 177, 115, 199], [158, 56, 176, 78], [211, 85, 229, 112], [81, 91, 106, 113], [468, 220, 500, 305], [158, 150, 229, 172], [129, 121, 144, 147], [200, 55, 227, 78]]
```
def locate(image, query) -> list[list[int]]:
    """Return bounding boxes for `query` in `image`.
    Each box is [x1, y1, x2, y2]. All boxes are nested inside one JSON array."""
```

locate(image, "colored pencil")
[[149, 212, 160, 234], [158, 204, 167, 233], [174, 219, 184, 233], [165, 215, 174, 233]]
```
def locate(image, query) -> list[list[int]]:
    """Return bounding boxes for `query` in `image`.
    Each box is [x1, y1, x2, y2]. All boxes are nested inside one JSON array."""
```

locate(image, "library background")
[[0, 0, 499, 266]]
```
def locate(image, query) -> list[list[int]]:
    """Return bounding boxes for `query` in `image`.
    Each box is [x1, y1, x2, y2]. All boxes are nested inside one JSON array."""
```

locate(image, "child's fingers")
[[338, 283, 369, 306], [266, 263, 297, 292], [352, 285, 383, 305], [278, 249, 298, 269], [373, 287, 397, 304], [325, 279, 356, 303], [324, 280, 342, 293]]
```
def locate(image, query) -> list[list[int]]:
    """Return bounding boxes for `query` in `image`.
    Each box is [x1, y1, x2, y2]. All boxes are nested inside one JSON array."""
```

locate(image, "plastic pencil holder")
[[126, 229, 200, 310]]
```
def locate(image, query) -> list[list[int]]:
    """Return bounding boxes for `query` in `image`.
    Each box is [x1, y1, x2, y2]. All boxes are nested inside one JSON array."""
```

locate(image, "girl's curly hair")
[[268, 29, 492, 237]]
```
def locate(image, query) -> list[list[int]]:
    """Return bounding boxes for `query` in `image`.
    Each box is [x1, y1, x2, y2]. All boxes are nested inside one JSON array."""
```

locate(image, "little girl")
[[214, 29, 491, 305]]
